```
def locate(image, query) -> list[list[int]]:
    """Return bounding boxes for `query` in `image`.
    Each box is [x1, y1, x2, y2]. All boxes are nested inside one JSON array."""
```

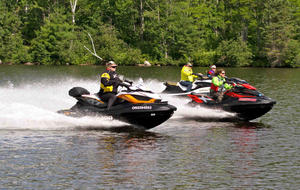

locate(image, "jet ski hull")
[[188, 94, 276, 121], [59, 101, 176, 130], [58, 86, 177, 130], [222, 99, 276, 120], [116, 107, 176, 129]]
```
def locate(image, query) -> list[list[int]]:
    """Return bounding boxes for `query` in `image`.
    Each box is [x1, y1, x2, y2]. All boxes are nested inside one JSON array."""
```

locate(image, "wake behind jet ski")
[[58, 81, 177, 130], [187, 81, 276, 121]]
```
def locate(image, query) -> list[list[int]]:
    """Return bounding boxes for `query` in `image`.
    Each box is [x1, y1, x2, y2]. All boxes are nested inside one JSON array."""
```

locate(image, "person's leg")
[[99, 93, 117, 110], [180, 81, 193, 92], [216, 91, 224, 103], [186, 82, 193, 92], [107, 94, 117, 110], [99, 93, 110, 102], [210, 89, 217, 100]]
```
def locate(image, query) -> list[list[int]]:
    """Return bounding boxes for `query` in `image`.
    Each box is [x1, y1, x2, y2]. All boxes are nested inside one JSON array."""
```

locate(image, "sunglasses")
[[221, 72, 225, 74], [110, 66, 117, 68]]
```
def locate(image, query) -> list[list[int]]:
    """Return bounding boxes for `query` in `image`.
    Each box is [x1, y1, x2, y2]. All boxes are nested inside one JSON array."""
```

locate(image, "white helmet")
[[106, 61, 117, 67]]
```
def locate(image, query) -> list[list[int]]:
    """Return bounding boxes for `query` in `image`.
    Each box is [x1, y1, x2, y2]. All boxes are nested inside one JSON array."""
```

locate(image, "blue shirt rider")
[[207, 65, 216, 79]]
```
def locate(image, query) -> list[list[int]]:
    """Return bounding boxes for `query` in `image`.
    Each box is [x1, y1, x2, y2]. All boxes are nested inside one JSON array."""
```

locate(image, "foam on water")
[[0, 78, 127, 130], [0, 77, 234, 130]]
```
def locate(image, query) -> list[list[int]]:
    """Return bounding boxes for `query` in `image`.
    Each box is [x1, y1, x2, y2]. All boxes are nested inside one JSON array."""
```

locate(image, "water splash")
[[0, 77, 234, 130], [0, 78, 127, 130]]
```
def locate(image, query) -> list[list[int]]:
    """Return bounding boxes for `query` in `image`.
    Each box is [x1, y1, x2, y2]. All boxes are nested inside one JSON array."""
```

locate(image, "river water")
[[0, 65, 299, 189]]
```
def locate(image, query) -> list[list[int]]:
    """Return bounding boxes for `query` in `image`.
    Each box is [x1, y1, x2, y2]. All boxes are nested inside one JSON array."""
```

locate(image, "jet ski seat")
[[83, 93, 126, 107], [82, 94, 104, 103], [164, 81, 178, 86]]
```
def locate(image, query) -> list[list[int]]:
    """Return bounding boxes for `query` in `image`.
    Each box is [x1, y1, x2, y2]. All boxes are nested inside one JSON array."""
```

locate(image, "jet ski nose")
[[266, 97, 276, 105]]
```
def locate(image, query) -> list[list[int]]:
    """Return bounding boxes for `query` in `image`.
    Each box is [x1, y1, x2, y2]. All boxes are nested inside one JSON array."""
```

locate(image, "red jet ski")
[[187, 78, 276, 121]]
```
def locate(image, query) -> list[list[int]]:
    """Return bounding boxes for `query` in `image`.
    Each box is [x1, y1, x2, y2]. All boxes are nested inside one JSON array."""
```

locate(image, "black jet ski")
[[187, 81, 276, 121], [162, 76, 255, 96], [162, 76, 211, 96], [58, 82, 177, 130]]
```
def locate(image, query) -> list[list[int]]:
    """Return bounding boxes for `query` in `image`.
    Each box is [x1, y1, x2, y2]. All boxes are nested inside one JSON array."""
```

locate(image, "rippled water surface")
[[0, 65, 299, 189]]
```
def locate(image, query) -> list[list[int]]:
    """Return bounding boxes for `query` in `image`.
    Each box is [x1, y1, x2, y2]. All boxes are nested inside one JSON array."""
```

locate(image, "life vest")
[[100, 70, 117, 93], [181, 66, 197, 82], [210, 75, 225, 92]]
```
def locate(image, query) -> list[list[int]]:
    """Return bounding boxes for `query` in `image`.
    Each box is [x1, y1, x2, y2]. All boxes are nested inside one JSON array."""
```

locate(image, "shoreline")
[[0, 63, 298, 68]]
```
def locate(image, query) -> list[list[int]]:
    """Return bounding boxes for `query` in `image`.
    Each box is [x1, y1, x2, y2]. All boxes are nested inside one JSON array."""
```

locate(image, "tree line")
[[0, 0, 300, 67]]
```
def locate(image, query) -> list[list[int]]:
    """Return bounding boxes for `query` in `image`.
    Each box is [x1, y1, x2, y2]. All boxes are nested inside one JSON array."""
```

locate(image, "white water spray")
[[0, 77, 234, 130], [0, 78, 127, 130]]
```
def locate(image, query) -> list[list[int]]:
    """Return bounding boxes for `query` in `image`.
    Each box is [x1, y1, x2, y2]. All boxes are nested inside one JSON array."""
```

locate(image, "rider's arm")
[[101, 73, 118, 86], [187, 75, 194, 82], [192, 73, 203, 79], [184, 68, 194, 82], [224, 83, 233, 90]]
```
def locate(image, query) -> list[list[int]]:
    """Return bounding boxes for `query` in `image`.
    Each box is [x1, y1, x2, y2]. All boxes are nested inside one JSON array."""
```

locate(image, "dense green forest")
[[0, 0, 300, 67]]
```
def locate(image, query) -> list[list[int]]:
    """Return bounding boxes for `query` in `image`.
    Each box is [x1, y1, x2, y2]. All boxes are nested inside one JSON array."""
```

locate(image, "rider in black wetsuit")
[[98, 61, 130, 110]]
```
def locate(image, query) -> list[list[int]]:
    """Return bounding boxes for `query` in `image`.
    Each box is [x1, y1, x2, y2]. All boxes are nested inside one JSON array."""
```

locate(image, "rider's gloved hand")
[[114, 77, 123, 85]]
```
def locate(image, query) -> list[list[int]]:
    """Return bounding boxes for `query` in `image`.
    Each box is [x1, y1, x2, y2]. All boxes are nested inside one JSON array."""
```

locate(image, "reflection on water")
[[0, 66, 299, 189], [97, 131, 162, 188], [227, 124, 259, 187], [0, 121, 298, 189]]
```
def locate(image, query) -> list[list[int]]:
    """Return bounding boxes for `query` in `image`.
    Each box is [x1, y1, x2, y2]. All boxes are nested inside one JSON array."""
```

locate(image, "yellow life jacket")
[[181, 66, 197, 82], [100, 72, 113, 93]]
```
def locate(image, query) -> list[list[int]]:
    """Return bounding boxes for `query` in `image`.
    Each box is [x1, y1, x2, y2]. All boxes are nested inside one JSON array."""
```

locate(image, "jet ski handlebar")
[[115, 78, 133, 89], [226, 77, 248, 84], [124, 79, 133, 85], [193, 73, 204, 79]]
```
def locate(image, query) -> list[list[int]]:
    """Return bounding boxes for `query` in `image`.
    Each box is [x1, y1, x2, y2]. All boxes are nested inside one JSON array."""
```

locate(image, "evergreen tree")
[[0, 2, 30, 64], [262, 0, 296, 67], [0, 0, 299, 67], [30, 8, 77, 65]]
